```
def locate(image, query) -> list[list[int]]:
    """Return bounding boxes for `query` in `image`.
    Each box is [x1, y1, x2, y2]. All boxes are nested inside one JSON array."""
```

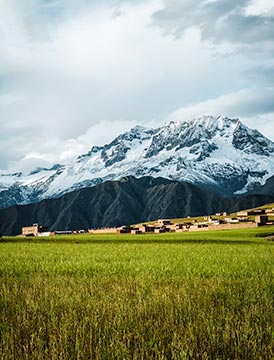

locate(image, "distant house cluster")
[[236, 208, 274, 226], [127, 214, 273, 234], [21, 209, 274, 237]]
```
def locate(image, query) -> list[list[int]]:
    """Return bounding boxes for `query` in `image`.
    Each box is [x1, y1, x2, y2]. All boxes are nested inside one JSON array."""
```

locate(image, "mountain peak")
[[145, 115, 244, 159], [117, 124, 155, 141], [1, 115, 274, 209], [130, 124, 150, 132], [175, 114, 240, 129], [165, 115, 241, 134]]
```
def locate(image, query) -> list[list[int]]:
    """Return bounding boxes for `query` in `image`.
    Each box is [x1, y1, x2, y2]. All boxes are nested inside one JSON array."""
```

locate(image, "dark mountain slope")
[[1, 176, 274, 236], [250, 175, 274, 196], [219, 194, 274, 213]]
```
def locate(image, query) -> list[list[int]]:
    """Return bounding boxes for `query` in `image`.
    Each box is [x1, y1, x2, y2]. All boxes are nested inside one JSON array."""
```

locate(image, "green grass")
[[243, 202, 274, 211], [1, 227, 274, 359]]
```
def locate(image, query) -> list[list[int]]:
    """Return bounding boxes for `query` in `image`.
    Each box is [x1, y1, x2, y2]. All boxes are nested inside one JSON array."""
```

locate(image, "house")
[[255, 215, 268, 225], [37, 232, 55, 237], [204, 216, 214, 222], [237, 211, 249, 217], [117, 226, 132, 234], [157, 219, 172, 226], [154, 227, 167, 234], [166, 224, 177, 232], [251, 209, 265, 215], [131, 228, 142, 235], [225, 217, 239, 223], [138, 224, 155, 233], [54, 230, 72, 235], [89, 228, 118, 234], [237, 209, 265, 217], [22, 224, 48, 237]]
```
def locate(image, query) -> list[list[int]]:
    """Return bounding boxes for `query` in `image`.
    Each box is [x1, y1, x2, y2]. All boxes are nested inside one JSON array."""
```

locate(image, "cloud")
[[167, 87, 274, 139], [168, 87, 274, 119], [245, 112, 274, 139], [152, 0, 274, 54], [3, 119, 139, 174], [58, 119, 138, 163], [0, 0, 273, 172], [151, 0, 274, 140]]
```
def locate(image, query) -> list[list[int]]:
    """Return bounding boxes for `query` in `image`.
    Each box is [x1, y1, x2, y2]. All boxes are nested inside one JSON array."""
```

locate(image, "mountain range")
[[1, 115, 274, 235], [1, 115, 274, 210], [1, 175, 274, 236]]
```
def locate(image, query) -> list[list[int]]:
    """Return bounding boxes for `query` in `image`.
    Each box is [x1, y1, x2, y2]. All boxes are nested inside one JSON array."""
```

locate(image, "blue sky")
[[0, 0, 273, 172]]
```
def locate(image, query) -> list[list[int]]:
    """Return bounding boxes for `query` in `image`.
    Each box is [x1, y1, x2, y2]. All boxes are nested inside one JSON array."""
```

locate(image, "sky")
[[0, 0, 274, 173]]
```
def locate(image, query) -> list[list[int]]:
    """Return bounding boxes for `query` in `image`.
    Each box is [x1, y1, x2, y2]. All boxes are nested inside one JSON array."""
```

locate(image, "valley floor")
[[1, 227, 274, 359]]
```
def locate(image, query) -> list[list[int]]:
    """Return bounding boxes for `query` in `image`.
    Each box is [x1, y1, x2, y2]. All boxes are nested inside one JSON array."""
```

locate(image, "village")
[[21, 207, 274, 237]]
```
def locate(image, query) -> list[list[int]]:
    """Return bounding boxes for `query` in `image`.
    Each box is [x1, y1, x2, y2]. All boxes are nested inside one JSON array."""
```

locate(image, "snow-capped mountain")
[[1, 115, 274, 209]]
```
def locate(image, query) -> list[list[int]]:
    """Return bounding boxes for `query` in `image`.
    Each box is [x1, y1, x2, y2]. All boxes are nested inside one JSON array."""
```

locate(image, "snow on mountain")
[[1, 115, 274, 208]]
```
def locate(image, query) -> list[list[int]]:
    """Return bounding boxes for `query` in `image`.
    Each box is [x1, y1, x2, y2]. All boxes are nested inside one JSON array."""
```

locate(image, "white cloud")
[[4, 119, 139, 173], [0, 0, 274, 171], [242, 112, 274, 139], [153, 0, 274, 50], [167, 87, 274, 139], [245, 0, 274, 15], [58, 119, 138, 163]]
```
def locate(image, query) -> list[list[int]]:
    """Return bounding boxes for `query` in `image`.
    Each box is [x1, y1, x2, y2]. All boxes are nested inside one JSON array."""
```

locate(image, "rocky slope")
[[1, 176, 273, 236], [250, 175, 274, 196], [1, 115, 274, 209]]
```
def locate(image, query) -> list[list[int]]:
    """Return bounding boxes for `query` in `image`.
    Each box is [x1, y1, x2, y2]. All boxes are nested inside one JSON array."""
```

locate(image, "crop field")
[[1, 227, 274, 359]]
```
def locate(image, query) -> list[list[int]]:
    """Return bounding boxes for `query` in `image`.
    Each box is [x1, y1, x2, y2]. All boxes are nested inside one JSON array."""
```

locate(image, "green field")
[[1, 227, 274, 359]]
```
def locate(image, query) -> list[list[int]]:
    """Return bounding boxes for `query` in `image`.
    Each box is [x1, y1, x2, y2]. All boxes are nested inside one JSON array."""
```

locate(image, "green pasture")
[[1, 227, 274, 359]]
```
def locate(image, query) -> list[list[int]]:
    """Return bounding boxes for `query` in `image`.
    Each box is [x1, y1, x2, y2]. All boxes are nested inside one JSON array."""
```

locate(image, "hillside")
[[250, 175, 274, 196], [1, 176, 274, 236]]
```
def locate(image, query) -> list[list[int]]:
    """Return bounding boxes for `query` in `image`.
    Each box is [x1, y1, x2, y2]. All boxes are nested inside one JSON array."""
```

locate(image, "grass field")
[[1, 227, 274, 359]]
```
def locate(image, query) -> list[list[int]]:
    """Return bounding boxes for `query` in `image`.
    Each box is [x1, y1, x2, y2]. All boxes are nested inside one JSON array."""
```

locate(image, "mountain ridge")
[[1, 175, 274, 236], [0, 115, 274, 209]]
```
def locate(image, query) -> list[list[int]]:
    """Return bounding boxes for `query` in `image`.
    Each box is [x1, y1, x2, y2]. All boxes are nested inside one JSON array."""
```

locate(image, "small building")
[[255, 215, 268, 225], [215, 212, 228, 216], [157, 219, 172, 226], [166, 224, 177, 232], [54, 230, 73, 235], [37, 232, 55, 237], [265, 209, 274, 216], [237, 211, 248, 217], [204, 216, 213, 222], [154, 227, 166, 234], [251, 209, 265, 215], [89, 228, 118, 234], [208, 218, 218, 223], [131, 229, 142, 235], [117, 226, 132, 234], [22, 224, 48, 237], [225, 217, 240, 223], [138, 224, 155, 233], [237, 209, 265, 217]]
